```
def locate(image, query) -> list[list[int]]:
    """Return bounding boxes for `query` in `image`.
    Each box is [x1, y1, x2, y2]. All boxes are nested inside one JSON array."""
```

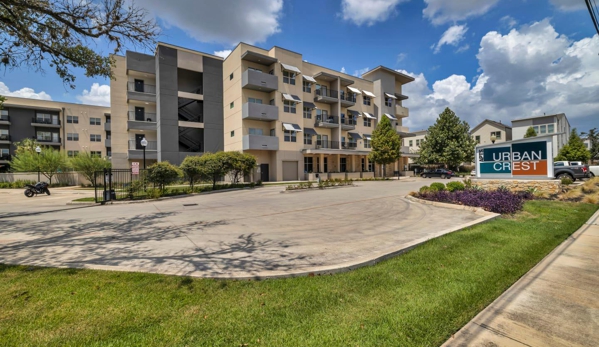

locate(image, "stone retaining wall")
[[472, 179, 562, 194]]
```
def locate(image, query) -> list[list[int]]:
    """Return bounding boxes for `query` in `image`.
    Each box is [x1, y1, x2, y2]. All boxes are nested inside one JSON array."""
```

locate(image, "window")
[[316, 109, 329, 122], [283, 100, 296, 114], [409, 140, 413, 146], [304, 157, 313, 173], [490, 131, 502, 139], [36, 113, 57, 124], [363, 117, 372, 127], [368, 161, 374, 172], [363, 96, 371, 106], [229, 73, 234, 80], [248, 67, 262, 73], [67, 133, 79, 141], [67, 115, 79, 124], [230, 101, 234, 109], [283, 71, 296, 85], [303, 107, 312, 119], [90, 117, 101, 125], [385, 97, 393, 107], [303, 81, 312, 93], [36, 131, 52, 141], [284, 130, 297, 142], [341, 136, 346, 148], [270, 129, 276, 136], [1, 148, 9, 157], [548, 124, 555, 133], [90, 134, 102, 142], [324, 157, 328, 173], [340, 158, 347, 172], [67, 151, 79, 158], [249, 128, 263, 135], [364, 138, 371, 148], [533, 126, 539, 133], [107, 150, 112, 157], [475, 136, 480, 144], [248, 98, 263, 104], [91, 151, 102, 157], [416, 139, 421, 146], [539, 125, 547, 134], [0, 109, 7, 116], [230, 130, 235, 137], [303, 133, 312, 145], [361, 158, 365, 172]]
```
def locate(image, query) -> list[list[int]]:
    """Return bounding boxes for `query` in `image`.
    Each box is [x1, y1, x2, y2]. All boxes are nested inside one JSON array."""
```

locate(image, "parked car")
[[421, 169, 454, 179], [554, 161, 590, 181], [589, 165, 598, 177]]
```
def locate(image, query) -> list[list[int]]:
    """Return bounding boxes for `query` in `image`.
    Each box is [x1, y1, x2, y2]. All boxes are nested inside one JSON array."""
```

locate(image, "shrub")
[[446, 181, 465, 192], [146, 161, 181, 192], [429, 182, 446, 192], [419, 185, 430, 193], [463, 177, 473, 189], [146, 188, 162, 199], [561, 177, 573, 185], [418, 189, 530, 214]]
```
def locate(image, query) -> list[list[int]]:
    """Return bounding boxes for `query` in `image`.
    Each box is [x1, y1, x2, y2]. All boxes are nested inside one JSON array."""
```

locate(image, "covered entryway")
[[282, 161, 298, 181]]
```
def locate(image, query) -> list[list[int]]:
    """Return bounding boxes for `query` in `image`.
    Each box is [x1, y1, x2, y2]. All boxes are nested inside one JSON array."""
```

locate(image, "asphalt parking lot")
[[0, 178, 485, 278]]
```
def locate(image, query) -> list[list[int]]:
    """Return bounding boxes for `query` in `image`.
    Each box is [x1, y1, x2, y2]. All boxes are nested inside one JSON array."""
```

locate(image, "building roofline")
[[155, 42, 224, 60], [511, 113, 566, 123], [471, 119, 511, 133], [3, 96, 110, 109], [361, 66, 415, 84], [475, 133, 564, 149]]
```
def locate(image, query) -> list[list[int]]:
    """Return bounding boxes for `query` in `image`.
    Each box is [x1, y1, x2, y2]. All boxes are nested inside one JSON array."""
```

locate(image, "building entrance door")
[[260, 164, 269, 182], [135, 134, 145, 150]]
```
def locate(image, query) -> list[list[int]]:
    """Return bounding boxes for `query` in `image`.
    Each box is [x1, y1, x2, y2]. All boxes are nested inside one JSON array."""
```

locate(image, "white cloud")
[[549, 0, 586, 11], [401, 20, 599, 133], [353, 67, 370, 77], [0, 82, 52, 100], [456, 44, 470, 53], [137, 0, 283, 45], [433, 24, 468, 54], [397, 53, 407, 62], [341, 0, 408, 26], [213, 50, 232, 59], [340, 67, 347, 74], [423, 0, 499, 25], [76, 83, 110, 106], [500, 15, 517, 29]]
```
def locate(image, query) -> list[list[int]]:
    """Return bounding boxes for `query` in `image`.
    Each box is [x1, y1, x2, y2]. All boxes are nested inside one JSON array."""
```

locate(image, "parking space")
[[0, 187, 96, 218]]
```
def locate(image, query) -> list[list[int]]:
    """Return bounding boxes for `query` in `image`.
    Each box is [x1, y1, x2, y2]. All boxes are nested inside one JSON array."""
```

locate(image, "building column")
[[351, 155, 355, 172], [319, 153, 324, 173], [337, 154, 341, 173]]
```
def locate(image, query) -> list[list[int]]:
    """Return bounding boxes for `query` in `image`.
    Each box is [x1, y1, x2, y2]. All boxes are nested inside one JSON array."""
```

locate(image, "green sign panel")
[[480, 162, 511, 174]]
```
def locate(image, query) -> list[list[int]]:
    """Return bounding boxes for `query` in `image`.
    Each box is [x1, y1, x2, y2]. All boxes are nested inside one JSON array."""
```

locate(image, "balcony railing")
[[128, 111, 157, 122], [315, 115, 339, 125], [0, 134, 11, 141], [341, 142, 358, 149], [314, 140, 340, 149], [37, 137, 61, 143], [340, 117, 357, 126], [0, 154, 11, 161], [340, 92, 356, 103], [315, 89, 339, 98], [32, 118, 60, 125], [0, 115, 9, 122], [127, 82, 156, 94], [128, 140, 157, 150]]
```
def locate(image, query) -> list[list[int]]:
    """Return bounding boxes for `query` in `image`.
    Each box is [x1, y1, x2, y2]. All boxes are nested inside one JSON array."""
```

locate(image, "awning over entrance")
[[363, 112, 376, 119], [282, 93, 302, 103], [304, 127, 318, 136], [384, 113, 397, 120], [303, 101, 317, 109], [281, 63, 301, 74], [282, 123, 302, 131], [348, 132, 362, 140]]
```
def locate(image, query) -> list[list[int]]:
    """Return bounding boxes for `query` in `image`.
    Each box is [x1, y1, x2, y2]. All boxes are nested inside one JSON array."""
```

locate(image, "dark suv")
[[421, 169, 454, 179]]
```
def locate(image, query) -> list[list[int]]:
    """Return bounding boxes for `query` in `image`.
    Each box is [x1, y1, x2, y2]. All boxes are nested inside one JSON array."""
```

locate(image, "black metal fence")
[[94, 168, 150, 204]]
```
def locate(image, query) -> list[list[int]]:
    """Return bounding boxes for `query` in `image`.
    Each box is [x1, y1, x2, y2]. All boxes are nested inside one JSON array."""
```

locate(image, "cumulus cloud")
[[397, 53, 407, 62], [0, 82, 52, 100], [341, 0, 408, 26], [214, 50, 232, 59], [340, 67, 347, 74], [433, 24, 468, 54], [500, 15, 517, 29], [354, 67, 370, 77], [423, 0, 499, 25], [136, 0, 283, 45], [401, 20, 599, 132], [549, 0, 586, 11], [76, 83, 110, 106]]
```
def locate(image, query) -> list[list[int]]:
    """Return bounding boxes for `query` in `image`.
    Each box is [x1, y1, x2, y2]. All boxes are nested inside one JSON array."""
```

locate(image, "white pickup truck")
[[589, 165, 599, 177]]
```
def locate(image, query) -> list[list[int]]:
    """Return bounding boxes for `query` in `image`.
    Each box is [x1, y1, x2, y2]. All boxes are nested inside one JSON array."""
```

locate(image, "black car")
[[421, 169, 454, 179]]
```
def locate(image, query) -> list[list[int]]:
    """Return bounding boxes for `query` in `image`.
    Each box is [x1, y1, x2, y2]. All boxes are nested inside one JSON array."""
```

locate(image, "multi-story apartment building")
[[0, 97, 110, 171], [402, 130, 427, 164], [470, 119, 512, 145], [512, 113, 570, 157], [222, 43, 414, 182], [110, 42, 224, 168]]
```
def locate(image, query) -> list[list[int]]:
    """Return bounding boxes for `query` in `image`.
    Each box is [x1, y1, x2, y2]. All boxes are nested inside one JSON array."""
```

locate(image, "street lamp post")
[[35, 145, 41, 182], [491, 134, 497, 144], [140, 137, 148, 169]]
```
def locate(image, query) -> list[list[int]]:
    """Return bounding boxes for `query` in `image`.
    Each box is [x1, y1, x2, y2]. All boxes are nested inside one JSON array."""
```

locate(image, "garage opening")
[[282, 161, 298, 181]]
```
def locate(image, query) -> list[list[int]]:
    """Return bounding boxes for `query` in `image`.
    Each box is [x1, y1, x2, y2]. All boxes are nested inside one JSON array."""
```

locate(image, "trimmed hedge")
[[446, 181, 465, 192], [429, 182, 446, 192]]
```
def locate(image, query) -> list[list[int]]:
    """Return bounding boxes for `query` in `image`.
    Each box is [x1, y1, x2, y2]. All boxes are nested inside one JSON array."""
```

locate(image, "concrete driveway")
[[0, 179, 485, 278], [0, 187, 95, 218]]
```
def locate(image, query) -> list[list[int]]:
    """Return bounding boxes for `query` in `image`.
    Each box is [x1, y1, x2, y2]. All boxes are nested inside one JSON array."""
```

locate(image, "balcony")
[[242, 102, 279, 122], [242, 134, 279, 151], [128, 140, 157, 160], [400, 146, 411, 154], [0, 155, 11, 163], [340, 92, 356, 107], [341, 142, 358, 150], [127, 111, 157, 131], [0, 115, 10, 125], [105, 138, 111, 148], [127, 82, 156, 103], [314, 140, 340, 150], [31, 118, 61, 128], [314, 89, 339, 104], [37, 137, 61, 146], [242, 69, 278, 92], [340, 117, 357, 131], [104, 122, 111, 131], [0, 134, 10, 144], [314, 115, 339, 128], [396, 105, 409, 118]]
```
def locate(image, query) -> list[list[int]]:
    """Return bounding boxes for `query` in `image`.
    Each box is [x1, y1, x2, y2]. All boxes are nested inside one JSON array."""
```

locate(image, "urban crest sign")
[[475, 136, 554, 179]]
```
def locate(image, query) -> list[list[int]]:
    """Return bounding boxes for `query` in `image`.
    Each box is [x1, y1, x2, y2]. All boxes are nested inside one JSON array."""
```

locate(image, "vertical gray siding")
[[155, 45, 180, 164], [202, 56, 224, 153]]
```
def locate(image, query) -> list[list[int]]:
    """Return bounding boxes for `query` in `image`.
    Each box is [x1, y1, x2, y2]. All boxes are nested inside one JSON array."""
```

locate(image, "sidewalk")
[[442, 209, 599, 347]]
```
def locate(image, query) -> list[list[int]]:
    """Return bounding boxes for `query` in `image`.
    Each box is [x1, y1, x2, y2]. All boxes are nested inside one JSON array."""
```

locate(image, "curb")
[[280, 185, 357, 193], [404, 194, 491, 215]]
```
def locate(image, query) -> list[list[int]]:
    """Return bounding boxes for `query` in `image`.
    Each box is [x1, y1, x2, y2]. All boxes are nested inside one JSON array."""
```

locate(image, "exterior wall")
[[512, 114, 570, 158], [403, 130, 427, 164], [110, 54, 131, 169], [156, 45, 179, 164], [202, 55, 224, 153], [471, 122, 511, 145], [472, 179, 561, 195]]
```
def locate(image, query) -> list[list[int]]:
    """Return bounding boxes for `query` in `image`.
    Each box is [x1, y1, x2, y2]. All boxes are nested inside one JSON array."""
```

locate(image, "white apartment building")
[[512, 113, 570, 158]]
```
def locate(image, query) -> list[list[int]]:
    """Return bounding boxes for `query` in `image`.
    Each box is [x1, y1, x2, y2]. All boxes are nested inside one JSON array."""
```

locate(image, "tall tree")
[[555, 129, 592, 162], [227, 151, 257, 183], [0, 0, 159, 94], [70, 152, 111, 187], [198, 152, 233, 189], [581, 128, 599, 161], [146, 161, 181, 192], [416, 107, 476, 169], [10, 146, 67, 184], [524, 126, 537, 138], [368, 115, 401, 176]]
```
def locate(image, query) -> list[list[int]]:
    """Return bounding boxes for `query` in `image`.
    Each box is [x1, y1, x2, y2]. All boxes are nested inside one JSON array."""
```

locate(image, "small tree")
[[369, 115, 401, 176], [416, 107, 476, 170], [70, 152, 111, 187], [146, 161, 181, 192], [227, 152, 257, 183], [198, 152, 233, 189], [581, 128, 599, 162], [180, 155, 204, 190], [10, 147, 67, 184], [555, 129, 591, 163], [524, 126, 537, 138]]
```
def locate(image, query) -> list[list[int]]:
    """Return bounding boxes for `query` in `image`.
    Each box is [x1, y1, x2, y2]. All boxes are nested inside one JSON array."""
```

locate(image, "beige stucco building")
[[402, 130, 427, 164], [470, 119, 512, 146], [222, 43, 414, 181]]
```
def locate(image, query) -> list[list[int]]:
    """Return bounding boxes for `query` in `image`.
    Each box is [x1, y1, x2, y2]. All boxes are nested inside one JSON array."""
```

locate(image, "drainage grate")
[[183, 203, 198, 206]]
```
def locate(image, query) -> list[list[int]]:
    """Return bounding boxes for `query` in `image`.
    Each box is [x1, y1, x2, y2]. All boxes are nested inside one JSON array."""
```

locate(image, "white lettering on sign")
[[493, 162, 511, 171], [493, 151, 543, 162], [513, 161, 539, 171]]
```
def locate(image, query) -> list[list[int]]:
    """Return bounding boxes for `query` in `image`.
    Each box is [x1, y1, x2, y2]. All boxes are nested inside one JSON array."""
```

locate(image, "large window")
[[36, 113, 57, 124], [303, 81, 311, 93], [67, 133, 79, 141], [283, 71, 296, 85], [283, 100, 296, 114], [248, 98, 262, 104], [90, 117, 101, 125], [385, 97, 393, 107], [363, 96, 371, 106], [67, 115, 78, 124], [490, 131, 502, 139], [475, 136, 481, 144], [303, 133, 312, 145], [416, 139, 421, 146], [249, 128, 263, 135], [363, 117, 372, 127], [91, 151, 102, 157], [364, 138, 372, 148], [0, 109, 7, 118], [548, 124, 555, 133], [340, 158, 347, 172], [304, 157, 313, 173], [67, 150, 79, 158], [361, 158, 365, 172], [284, 130, 297, 142], [90, 134, 102, 142], [409, 140, 413, 146], [316, 109, 329, 122], [303, 107, 312, 119], [539, 125, 547, 134]]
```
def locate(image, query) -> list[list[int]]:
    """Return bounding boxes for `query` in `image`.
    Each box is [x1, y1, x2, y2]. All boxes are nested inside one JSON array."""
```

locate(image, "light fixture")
[[491, 134, 497, 144], [35, 146, 41, 154]]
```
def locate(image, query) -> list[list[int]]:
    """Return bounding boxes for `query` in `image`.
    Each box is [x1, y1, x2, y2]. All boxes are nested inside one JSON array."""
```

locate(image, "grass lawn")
[[0, 200, 596, 346], [72, 197, 96, 202]]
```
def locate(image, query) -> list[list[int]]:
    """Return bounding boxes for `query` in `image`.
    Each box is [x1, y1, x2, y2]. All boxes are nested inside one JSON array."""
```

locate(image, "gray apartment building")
[[110, 42, 224, 168]]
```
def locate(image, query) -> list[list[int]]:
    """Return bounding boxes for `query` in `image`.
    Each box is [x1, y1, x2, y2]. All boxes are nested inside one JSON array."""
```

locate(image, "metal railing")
[[32, 118, 60, 125], [0, 134, 10, 141], [127, 82, 156, 94], [341, 142, 358, 149], [94, 168, 151, 203], [340, 92, 356, 103], [0, 155, 11, 161], [0, 115, 9, 122], [128, 111, 157, 122], [340, 117, 357, 126], [315, 89, 339, 98], [314, 140, 341, 149], [128, 140, 157, 150], [37, 137, 61, 143], [315, 115, 339, 125]]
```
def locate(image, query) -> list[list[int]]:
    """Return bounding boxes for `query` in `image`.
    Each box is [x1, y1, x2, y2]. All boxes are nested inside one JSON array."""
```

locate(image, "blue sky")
[[1, 0, 597, 132]]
